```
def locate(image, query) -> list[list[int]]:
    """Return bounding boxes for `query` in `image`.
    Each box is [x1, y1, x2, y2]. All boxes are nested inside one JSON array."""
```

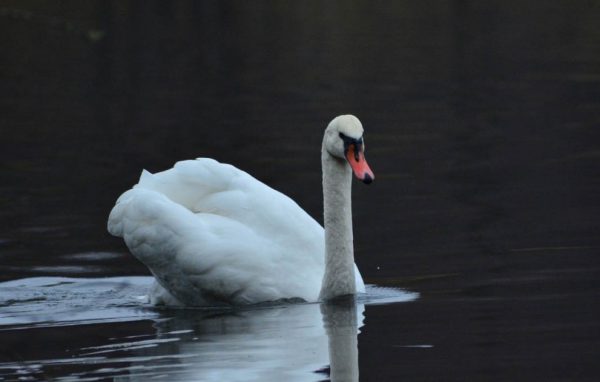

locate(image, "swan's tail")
[[108, 187, 216, 304], [108, 188, 188, 266]]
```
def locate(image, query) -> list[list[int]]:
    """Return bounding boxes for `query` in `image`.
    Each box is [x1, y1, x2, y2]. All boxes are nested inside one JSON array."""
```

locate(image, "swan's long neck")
[[319, 145, 356, 301]]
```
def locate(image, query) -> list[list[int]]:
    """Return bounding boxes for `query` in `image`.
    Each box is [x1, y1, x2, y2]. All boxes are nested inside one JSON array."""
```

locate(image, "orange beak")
[[345, 144, 374, 184]]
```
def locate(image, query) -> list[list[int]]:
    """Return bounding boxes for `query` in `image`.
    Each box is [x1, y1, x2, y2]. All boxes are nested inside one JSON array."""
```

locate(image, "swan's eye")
[[339, 132, 363, 146]]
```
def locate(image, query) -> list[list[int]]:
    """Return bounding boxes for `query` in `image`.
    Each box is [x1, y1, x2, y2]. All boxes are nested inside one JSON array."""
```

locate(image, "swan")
[[107, 115, 374, 306]]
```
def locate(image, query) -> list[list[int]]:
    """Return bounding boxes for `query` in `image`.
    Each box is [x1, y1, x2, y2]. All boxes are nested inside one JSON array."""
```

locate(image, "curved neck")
[[319, 145, 356, 301]]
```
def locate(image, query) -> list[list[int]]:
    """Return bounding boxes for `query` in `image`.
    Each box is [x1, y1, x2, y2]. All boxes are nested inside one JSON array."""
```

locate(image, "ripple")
[[0, 276, 157, 327], [29, 265, 106, 274], [60, 252, 125, 261], [0, 277, 417, 328], [362, 285, 419, 305]]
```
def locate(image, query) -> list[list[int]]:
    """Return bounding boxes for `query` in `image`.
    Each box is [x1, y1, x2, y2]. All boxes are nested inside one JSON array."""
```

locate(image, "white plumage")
[[108, 158, 365, 305]]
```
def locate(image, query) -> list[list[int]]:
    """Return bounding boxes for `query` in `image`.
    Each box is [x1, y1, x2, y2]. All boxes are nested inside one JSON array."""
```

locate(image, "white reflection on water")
[[0, 277, 417, 381], [0, 276, 157, 327], [117, 303, 355, 381]]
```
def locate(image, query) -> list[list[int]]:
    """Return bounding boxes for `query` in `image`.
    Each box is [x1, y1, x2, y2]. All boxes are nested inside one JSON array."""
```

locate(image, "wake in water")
[[0, 277, 417, 327], [0, 277, 417, 381]]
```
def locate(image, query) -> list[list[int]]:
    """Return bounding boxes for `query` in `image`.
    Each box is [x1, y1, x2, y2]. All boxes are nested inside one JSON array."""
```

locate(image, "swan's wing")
[[134, 158, 242, 212], [108, 187, 323, 305], [134, 158, 325, 252]]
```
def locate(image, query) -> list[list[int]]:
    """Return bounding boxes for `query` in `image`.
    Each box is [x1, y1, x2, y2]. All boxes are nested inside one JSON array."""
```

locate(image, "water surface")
[[0, 277, 416, 381], [1, 1, 599, 380]]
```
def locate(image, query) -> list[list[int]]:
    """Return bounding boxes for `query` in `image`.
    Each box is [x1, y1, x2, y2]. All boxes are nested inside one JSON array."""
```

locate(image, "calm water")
[[1, 1, 600, 381]]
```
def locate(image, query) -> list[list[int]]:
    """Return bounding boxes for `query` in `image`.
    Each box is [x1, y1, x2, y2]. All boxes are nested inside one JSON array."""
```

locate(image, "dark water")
[[1, 1, 599, 380]]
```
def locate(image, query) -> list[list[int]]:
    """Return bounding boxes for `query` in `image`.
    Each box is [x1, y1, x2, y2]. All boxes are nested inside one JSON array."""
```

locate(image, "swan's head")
[[324, 115, 375, 184]]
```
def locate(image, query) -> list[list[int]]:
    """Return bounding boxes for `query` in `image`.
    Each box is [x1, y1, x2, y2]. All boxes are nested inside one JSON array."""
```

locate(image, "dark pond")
[[1, 1, 599, 381]]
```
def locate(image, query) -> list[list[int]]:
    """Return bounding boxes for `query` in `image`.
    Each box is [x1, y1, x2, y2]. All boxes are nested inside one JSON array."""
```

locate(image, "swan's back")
[[108, 158, 364, 306]]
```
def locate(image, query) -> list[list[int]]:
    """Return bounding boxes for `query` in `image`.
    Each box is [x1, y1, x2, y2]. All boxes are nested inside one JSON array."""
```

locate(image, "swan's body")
[[108, 115, 374, 306]]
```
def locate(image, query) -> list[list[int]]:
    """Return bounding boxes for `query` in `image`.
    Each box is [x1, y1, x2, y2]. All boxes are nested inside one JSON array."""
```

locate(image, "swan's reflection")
[[321, 298, 361, 382], [117, 301, 363, 382], [99, 285, 418, 381]]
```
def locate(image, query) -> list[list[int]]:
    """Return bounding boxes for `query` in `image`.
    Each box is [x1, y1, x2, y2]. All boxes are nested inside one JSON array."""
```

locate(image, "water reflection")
[[321, 298, 360, 382], [0, 277, 416, 381], [116, 302, 363, 381]]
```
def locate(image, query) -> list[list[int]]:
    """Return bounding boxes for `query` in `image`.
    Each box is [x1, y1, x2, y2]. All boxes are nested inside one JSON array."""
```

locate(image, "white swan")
[[107, 115, 374, 306]]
